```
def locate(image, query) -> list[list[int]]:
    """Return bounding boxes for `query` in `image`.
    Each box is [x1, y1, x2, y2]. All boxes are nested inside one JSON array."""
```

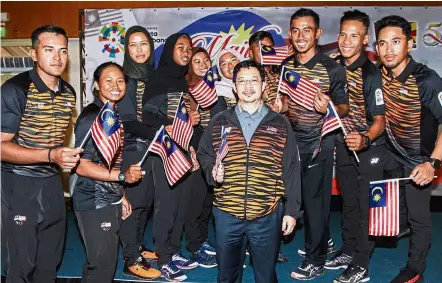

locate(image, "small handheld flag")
[[259, 42, 289, 65], [171, 93, 193, 151], [150, 126, 192, 186], [189, 66, 218, 108], [368, 179, 400, 236], [279, 68, 318, 111], [216, 126, 229, 165], [90, 101, 122, 168]]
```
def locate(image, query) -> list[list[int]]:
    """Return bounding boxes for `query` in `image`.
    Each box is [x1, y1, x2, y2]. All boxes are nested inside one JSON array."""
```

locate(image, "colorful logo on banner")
[[153, 10, 286, 65], [410, 22, 417, 49], [423, 22, 442, 47], [99, 22, 126, 58]]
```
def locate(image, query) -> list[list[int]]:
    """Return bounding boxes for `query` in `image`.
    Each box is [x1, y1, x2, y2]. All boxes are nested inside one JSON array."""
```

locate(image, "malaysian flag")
[[91, 101, 122, 168], [216, 127, 229, 165], [150, 126, 192, 186], [369, 179, 400, 236], [279, 67, 319, 111], [188, 66, 218, 108], [260, 42, 289, 65], [84, 9, 124, 38], [172, 94, 193, 151], [313, 102, 342, 158]]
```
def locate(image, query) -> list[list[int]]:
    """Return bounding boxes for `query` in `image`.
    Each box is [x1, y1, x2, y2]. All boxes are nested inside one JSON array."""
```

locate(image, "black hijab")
[[123, 26, 155, 82], [144, 33, 191, 99]]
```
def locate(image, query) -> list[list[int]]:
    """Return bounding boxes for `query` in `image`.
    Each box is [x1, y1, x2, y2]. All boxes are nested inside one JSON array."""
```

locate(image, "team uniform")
[[1, 69, 75, 283], [283, 52, 348, 279], [330, 53, 385, 282], [381, 57, 442, 279]]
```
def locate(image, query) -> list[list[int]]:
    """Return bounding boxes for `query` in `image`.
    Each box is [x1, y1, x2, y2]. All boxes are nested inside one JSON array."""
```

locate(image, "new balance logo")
[[371, 158, 379, 164]]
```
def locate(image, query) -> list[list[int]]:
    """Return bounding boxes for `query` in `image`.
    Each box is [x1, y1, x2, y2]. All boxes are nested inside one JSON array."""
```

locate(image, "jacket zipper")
[[244, 145, 250, 220]]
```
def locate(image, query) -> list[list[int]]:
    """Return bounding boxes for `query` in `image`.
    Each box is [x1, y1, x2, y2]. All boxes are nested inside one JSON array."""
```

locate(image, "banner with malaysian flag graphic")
[[91, 101, 122, 168], [216, 126, 229, 166], [171, 93, 194, 151], [260, 42, 289, 65], [150, 126, 192, 186], [369, 179, 400, 236], [279, 67, 319, 111], [313, 102, 342, 159], [188, 66, 218, 108]]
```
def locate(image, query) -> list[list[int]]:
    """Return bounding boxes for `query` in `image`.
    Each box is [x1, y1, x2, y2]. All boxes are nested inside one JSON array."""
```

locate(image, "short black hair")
[[249, 31, 275, 46], [31, 25, 68, 48], [232, 60, 265, 83], [340, 10, 370, 32], [92, 61, 125, 96], [290, 8, 320, 29], [375, 15, 411, 41]]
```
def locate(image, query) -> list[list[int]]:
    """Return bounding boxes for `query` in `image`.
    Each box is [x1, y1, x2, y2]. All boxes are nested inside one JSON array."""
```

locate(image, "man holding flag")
[[198, 60, 302, 283], [284, 9, 349, 281], [327, 10, 386, 283], [375, 16, 442, 283]]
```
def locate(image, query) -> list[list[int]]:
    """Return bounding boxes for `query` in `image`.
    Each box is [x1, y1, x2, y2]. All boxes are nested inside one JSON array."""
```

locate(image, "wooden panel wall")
[[2, 1, 439, 39]]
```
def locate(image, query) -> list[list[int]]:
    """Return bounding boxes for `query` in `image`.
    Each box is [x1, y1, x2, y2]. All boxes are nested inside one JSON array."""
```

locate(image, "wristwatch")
[[118, 172, 127, 184], [429, 158, 442, 170], [363, 135, 371, 149]]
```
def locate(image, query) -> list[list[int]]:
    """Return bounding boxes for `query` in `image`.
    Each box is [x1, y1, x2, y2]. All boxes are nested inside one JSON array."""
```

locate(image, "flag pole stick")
[[138, 125, 164, 166], [274, 65, 284, 111], [259, 41, 263, 65], [329, 101, 360, 163], [370, 176, 437, 185]]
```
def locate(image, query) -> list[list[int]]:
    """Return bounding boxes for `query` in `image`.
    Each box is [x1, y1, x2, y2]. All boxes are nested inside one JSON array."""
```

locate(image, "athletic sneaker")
[[325, 252, 352, 270], [191, 250, 217, 268], [160, 261, 187, 282], [200, 240, 216, 255], [171, 252, 199, 270], [390, 268, 424, 283], [298, 238, 338, 257], [124, 256, 162, 280], [139, 245, 159, 262], [334, 265, 370, 283], [291, 260, 325, 280], [277, 252, 288, 262]]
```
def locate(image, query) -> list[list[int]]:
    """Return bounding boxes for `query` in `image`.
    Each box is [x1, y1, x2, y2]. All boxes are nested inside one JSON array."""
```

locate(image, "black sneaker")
[[334, 265, 370, 283], [391, 268, 423, 283], [291, 260, 325, 280], [160, 261, 187, 282], [325, 253, 352, 270], [298, 238, 338, 257], [191, 250, 217, 268]]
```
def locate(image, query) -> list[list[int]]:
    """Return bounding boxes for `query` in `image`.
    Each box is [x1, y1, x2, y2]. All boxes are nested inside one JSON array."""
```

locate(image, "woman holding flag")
[[142, 32, 201, 281], [117, 25, 162, 280], [72, 62, 143, 283]]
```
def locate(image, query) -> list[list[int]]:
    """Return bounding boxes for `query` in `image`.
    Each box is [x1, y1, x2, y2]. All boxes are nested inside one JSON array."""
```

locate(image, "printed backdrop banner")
[[83, 6, 442, 195]]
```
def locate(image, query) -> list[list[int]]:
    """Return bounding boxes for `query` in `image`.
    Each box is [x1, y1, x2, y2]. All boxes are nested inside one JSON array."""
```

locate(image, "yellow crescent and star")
[[163, 133, 172, 149], [101, 109, 115, 127], [263, 45, 272, 52], [284, 71, 296, 83], [371, 186, 384, 202]]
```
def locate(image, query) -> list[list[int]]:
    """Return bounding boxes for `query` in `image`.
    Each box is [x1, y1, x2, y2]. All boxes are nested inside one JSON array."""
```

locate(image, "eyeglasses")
[[236, 79, 261, 86]]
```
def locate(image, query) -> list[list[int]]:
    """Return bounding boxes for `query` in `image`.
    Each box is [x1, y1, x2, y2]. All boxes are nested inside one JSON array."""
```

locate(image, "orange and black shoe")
[[139, 245, 159, 262], [123, 256, 162, 280]]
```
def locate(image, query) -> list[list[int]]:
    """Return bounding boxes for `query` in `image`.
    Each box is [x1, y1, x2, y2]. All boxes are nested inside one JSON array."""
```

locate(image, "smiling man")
[[327, 10, 386, 283], [1, 25, 81, 283], [198, 60, 302, 283], [283, 8, 348, 281], [376, 15, 442, 283]]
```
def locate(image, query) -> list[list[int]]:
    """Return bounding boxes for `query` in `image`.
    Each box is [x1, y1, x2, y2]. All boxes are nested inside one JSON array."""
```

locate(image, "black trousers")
[[150, 156, 191, 266], [201, 187, 214, 243], [300, 150, 334, 265], [1, 171, 66, 283], [213, 204, 284, 283], [119, 150, 154, 265], [75, 204, 122, 283], [383, 152, 432, 274], [183, 169, 209, 253], [335, 143, 384, 269]]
